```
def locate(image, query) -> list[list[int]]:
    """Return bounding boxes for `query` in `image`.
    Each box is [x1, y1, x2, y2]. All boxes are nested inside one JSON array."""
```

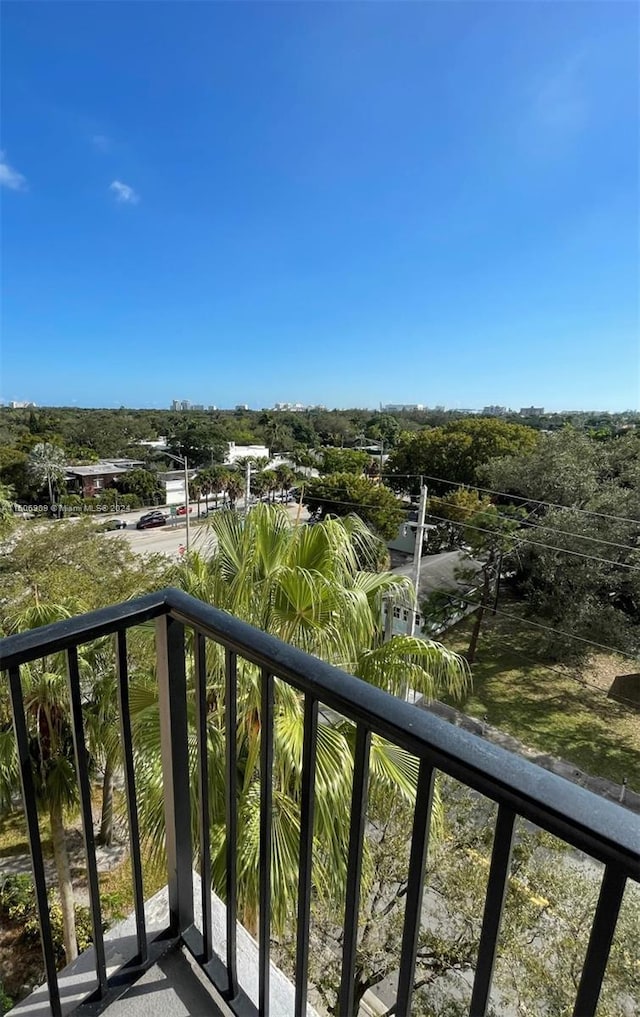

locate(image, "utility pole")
[[164, 450, 191, 554], [409, 485, 428, 636]]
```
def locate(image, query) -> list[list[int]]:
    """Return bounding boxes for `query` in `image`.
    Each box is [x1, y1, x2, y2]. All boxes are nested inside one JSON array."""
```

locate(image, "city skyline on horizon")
[[1, 396, 638, 416]]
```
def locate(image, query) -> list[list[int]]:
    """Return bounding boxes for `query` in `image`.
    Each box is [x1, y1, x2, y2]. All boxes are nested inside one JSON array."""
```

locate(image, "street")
[[101, 501, 310, 558]]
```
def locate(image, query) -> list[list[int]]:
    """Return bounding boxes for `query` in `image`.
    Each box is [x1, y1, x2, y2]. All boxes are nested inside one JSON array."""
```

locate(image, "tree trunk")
[[47, 475, 53, 505], [492, 551, 504, 615], [467, 567, 491, 666], [98, 761, 114, 846], [49, 800, 78, 963]]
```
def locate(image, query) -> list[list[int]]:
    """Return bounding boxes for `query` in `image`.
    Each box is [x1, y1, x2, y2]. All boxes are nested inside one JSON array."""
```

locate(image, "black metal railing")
[[1, 587, 638, 1017]]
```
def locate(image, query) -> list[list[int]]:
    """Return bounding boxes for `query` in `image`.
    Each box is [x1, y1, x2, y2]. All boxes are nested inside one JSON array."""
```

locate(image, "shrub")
[[0, 873, 95, 963]]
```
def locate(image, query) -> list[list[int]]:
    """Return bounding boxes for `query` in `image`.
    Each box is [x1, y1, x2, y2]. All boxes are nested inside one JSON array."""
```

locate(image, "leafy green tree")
[[166, 420, 226, 468], [0, 525, 174, 957], [481, 427, 607, 507], [304, 473, 404, 540], [283, 779, 639, 1017], [27, 442, 67, 504], [115, 468, 162, 504], [425, 489, 494, 552], [480, 429, 640, 659], [319, 447, 370, 476], [387, 419, 538, 496], [364, 413, 400, 448]]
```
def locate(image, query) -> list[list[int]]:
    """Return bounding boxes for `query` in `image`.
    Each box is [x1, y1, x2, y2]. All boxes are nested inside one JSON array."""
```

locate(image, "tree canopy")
[[386, 419, 539, 495], [303, 473, 405, 540]]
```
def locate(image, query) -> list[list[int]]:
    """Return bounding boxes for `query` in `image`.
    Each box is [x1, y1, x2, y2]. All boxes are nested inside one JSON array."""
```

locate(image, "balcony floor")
[[105, 947, 229, 1017]]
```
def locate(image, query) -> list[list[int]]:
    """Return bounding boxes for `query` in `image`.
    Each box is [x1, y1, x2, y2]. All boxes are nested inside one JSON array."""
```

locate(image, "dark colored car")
[[136, 511, 167, 530]]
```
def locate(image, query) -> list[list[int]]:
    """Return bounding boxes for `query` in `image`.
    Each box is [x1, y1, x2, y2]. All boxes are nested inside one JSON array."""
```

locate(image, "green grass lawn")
[[439, 603, 640, 792]]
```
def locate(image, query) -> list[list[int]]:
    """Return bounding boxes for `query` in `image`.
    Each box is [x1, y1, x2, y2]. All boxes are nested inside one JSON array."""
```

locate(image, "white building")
[[157, 469, 197, 506], [225, 442, 270, 464]]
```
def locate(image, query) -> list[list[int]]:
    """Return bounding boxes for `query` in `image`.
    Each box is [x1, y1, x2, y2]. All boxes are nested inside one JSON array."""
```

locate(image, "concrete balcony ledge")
[[8, 873, 320, 1017]]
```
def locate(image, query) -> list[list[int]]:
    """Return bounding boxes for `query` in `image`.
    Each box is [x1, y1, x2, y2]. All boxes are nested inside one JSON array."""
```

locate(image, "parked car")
[[105, 518, 128, 530], [136, 511, 167, 530], [176, 505, 193, 515]]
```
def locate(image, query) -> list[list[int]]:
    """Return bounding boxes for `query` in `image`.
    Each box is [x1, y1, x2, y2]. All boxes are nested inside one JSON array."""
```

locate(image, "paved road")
[[101, 501, 309, 558]]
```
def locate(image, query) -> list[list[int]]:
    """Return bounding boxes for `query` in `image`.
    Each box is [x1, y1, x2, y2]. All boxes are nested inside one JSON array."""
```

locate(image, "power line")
[[425, 493, 640, 555], [430, 588, 639, 662], [424, 511, 640, 573], [382, 474, 640, 527], [430, 592, 640, 711]]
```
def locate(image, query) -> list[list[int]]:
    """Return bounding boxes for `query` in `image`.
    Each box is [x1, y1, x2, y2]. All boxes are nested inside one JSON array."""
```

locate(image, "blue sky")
[[1, 1, 638, 411]]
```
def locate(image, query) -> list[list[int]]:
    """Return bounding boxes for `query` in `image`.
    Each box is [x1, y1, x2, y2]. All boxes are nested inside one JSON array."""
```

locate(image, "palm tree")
[[261, 470, 279, 503], [133, 506, 469, 936], [0, 601, 82, 963], [274, 464, 295, 502], [209, 466, 231, 509], [189, 478, 203, 517], [28, 443, 67, 505], [225, 472, 244, 509]]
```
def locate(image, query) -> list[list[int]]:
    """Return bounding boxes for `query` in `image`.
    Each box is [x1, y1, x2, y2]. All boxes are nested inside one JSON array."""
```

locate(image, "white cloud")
[[92, 134, 111, 152], [109, 180, 139, 204], [0, 151, 27, 191]]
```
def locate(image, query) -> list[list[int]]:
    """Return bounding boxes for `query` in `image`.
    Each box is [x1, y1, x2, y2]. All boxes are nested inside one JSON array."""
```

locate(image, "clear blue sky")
[[1, 1, 638, 411]]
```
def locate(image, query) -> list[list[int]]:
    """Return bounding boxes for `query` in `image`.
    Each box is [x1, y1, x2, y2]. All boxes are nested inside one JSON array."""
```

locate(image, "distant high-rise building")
[[482, 405, 508, 416], [8, 400, 37, 409], [171, 399, 181, 411], [381, 403, 425, 413], [235, 403, 249, 411], [519, 406, 544, 416]]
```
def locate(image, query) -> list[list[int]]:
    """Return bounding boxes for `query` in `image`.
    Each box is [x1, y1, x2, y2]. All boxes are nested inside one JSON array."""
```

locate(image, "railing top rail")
[[1, 587, 638, 878], [166, 589, 640, 878], [0, 590, 167, 669]]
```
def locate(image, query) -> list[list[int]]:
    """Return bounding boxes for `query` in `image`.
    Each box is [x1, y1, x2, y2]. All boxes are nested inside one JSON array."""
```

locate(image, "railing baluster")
[[225, 648, 239, 999], [66, 646, 107, 995], [572, 865, 627, 1017], [469, 804, 515, 1016], [115, 629, 147, 963], [259, 668, 274, 1017], [338, 725, 371, 1017], [8, 665, 62, 1017], [396, 759, 436, 1017], [294, 695, 319, 1017], [194, 631, 213, 962], [156, 615, 194, 934]]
